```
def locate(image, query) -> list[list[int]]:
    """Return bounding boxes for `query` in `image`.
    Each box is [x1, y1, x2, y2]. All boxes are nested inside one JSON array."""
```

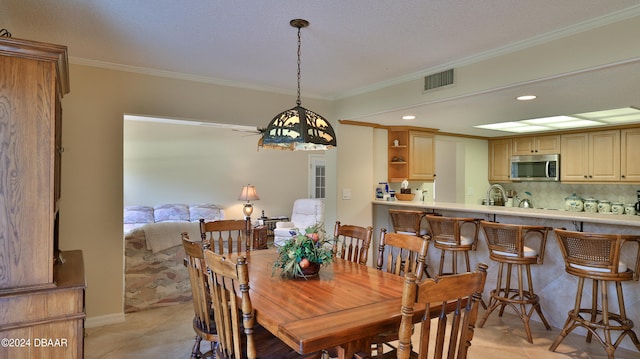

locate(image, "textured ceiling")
[[2, 1, 640, 136]]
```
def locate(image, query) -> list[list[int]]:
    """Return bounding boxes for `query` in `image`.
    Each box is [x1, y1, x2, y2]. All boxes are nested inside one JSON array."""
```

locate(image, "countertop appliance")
[[510, 154, 560, 181]]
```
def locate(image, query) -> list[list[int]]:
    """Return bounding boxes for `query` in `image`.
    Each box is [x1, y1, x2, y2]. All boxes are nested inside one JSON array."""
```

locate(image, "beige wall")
[[61, 65, 336, 321], [335, 124, 375, 227]]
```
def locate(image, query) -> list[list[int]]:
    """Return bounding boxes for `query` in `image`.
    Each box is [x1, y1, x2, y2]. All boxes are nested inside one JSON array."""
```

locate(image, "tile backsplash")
[[497, 182, 640, 210]]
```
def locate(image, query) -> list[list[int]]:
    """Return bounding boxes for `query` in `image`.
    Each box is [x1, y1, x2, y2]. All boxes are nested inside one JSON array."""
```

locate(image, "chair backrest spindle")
[[333, 221, 373, 265], [200, 218, 250, 254], [377, 228, 429, 280]]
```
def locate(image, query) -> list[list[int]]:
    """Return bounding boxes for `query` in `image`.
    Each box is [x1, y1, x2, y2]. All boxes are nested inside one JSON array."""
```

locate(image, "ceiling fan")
[[232, 127, 266, 136]]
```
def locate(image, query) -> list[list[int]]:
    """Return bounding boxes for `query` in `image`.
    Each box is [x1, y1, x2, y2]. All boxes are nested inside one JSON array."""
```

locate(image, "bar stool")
[[478, 220, 552, 343], [549, 229, 640, 358], [426, 214, 486, 309], [388, 209, 428, 238], [425, 214, 480, 276]]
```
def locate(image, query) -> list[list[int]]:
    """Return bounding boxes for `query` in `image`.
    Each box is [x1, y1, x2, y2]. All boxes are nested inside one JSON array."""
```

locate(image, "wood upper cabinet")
[[561, 130, 620, 182], [408, 130, 435, 181], [388, 128, 409, 183], [0, 38, 69, 288], [488, 138, 512, 182], [387, 127, 435, 182], [621, 128, 640, 182], [0, 37, 84, 359], [512, 135, 560, 155]]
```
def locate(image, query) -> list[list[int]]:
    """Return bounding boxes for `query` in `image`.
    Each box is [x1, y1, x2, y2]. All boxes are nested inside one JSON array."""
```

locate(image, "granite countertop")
[[372, 200, 640, 227]]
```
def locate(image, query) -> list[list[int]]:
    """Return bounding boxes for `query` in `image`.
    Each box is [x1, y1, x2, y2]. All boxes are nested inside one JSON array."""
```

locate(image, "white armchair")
[[273, 199, 325, 247]]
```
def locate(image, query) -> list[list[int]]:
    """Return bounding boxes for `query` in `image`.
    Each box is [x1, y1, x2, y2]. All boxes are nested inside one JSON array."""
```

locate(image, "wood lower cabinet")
[[488, 138, 512, 182], [0, 251, 86, 359], [0, 37, 84, 358], [561, 129, 620, 182]]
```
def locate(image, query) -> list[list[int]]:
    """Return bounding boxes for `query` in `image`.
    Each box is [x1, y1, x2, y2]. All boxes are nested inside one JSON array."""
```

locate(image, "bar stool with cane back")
[[549, 229, 640, 358], [388, 209, 428, 238], [426, 214, 486, 309], [425, 214, 481, 276], [478, 220, 552, 343]]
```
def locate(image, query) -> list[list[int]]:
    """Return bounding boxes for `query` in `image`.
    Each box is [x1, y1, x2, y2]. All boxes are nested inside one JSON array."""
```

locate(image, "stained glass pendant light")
[[259, 19, 337, 151]]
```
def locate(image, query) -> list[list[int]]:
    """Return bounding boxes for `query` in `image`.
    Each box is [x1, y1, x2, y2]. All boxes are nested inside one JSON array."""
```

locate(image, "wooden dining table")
[[232, 248, 426, 359]]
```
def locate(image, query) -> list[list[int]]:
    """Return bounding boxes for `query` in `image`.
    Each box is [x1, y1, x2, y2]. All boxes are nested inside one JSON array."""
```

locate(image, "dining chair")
[[371, 228, 430, 354], [377, 228, 429, 279], [181, 233, 217, 358], [199, 218, 250, 254], [333, 221, 373, 265], [355, 263, 488, 359], [202, 249, 324, 359]]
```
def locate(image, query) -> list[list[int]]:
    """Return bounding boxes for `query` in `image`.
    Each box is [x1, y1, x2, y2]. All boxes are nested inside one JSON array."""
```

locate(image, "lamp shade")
[[238, 185, 260, 201], [259, 105, 337, 151]]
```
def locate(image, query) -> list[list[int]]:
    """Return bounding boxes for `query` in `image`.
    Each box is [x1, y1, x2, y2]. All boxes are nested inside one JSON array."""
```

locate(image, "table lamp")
[[238, 184, 260, 218]]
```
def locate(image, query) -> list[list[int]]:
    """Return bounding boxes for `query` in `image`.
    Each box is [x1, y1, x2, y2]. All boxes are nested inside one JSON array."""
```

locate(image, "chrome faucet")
[[486, 184, 507, 206]]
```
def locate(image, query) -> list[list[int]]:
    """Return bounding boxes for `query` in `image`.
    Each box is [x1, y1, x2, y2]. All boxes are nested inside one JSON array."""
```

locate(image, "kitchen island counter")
[[372, 200, 640, 351], [372, 200, 640, 227]]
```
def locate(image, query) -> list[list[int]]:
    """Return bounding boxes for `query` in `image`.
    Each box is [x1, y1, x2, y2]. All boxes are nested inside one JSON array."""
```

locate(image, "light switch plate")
[[342, 188, 351, 200]]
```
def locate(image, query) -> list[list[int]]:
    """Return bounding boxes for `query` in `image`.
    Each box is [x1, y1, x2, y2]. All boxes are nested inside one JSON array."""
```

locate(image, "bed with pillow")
[[123, 203, 224, 312]]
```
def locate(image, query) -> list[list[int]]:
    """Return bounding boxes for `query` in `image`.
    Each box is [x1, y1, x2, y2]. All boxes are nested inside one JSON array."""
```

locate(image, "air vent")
[[424, 69, 454, 91]]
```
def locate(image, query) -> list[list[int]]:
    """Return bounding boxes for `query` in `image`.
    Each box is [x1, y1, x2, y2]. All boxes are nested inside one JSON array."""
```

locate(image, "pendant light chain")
[[296, 25, 302, 106], [259, 19, 336, 150]]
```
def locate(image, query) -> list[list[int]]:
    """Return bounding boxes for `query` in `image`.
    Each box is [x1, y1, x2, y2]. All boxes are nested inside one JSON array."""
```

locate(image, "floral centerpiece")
[[272, 223, 334, 279]]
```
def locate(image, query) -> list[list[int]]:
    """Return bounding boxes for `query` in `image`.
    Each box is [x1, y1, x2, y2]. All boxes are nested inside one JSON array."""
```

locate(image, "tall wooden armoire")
[[0, 37, 85, 359]]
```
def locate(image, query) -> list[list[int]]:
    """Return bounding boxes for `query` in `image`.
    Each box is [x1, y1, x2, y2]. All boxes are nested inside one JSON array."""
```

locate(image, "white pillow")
[[189, 204, 224, 222], [124, 206, 154, 224], [153, 204, 189, 222]]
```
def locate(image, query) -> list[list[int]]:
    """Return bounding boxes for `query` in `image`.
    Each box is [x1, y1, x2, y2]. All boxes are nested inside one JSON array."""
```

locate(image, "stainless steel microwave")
[[510, 154, 560, 181]]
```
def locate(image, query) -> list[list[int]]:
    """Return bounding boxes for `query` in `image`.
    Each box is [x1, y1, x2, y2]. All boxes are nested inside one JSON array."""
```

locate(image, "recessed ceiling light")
[[402, 115, 416, 120], [516, 95, 537, 101]]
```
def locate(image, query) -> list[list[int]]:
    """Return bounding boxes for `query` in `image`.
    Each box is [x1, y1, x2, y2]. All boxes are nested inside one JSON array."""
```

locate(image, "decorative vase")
[[298, 262, 320, 278]]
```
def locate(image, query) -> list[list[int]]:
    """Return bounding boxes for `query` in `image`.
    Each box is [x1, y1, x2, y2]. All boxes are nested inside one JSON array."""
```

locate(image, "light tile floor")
[[85, 302, 640, 358]]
